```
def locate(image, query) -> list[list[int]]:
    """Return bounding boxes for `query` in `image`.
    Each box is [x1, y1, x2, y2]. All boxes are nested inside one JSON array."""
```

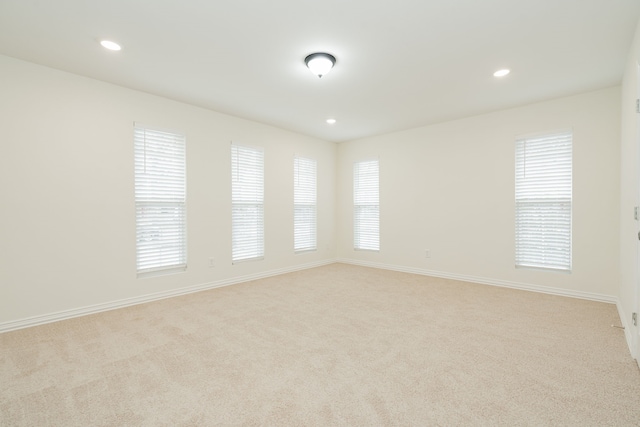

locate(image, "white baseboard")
[[337, 258, 618, 304], [0, 259, 336, 334], [1, 257, 625, 344], [616, 302, 637, 360], [340, 259, 640, 358]]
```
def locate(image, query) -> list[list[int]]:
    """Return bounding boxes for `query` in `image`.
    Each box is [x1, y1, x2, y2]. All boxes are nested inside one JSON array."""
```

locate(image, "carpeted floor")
[[1, 263, 639, 426]]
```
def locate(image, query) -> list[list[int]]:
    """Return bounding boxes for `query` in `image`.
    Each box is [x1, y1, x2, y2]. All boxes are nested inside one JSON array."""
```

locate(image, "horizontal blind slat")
[[232, 145, 264, 262], [354, 160, 379, 251], [294, 157, 317, 252], [134, 125, 187, 274], [515, 131, 571, 271]]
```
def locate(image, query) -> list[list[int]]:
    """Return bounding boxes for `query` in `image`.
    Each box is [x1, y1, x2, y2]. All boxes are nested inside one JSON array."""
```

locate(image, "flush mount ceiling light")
[[305, 53, 336, 78], [100, 40, 121, 51], [326, 118, 337, 124], [493, 68, 510, 77]]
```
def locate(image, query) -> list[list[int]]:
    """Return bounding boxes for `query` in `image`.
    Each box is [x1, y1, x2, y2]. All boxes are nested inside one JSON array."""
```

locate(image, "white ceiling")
[[1, 0, 639, 143]]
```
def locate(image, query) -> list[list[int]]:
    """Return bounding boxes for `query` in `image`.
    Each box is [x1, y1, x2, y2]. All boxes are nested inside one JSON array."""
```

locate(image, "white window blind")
[[354, 159, 380, 251], [294, 156, 317, 253], [232, 144, 264, 262], [134, 124, 187, 275], [515, 131, 572, 271]]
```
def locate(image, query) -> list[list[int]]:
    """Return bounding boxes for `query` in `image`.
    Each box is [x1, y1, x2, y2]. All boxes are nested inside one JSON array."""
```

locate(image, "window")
[[134, 124, 187, 276], [231, 144, 264, 263], [354, 159, 380, 251], [294, 156, 317, 253], [515, 131, 572, 271]]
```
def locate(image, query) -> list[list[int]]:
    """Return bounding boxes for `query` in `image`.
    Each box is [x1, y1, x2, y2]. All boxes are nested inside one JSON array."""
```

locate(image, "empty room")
[[2, 0, 640, 425]]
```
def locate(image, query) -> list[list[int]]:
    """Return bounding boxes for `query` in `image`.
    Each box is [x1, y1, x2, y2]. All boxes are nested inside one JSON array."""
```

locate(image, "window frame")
[[231, 143, 265, 264], [515, 130, 572, 272], [134, 123, 187, 277], [353, 159, 380, 252], [294, 156, 317, 254]]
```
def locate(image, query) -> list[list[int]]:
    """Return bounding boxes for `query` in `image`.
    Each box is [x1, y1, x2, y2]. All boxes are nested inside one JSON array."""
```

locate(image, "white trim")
[[616, 301, 636, 359], [514, 127, 574, 142], [232, 256, 264, 265], [133, 121, 186, 138], [337, 258, 617, 304], [3, 256, 628, 359], [0, 259, 336, 334]]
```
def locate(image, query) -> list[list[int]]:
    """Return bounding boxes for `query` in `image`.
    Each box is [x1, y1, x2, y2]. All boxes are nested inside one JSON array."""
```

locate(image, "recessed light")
[[493, 69, 510, 77], [100, 40, 121, 51], [326, 118, 337, 124]]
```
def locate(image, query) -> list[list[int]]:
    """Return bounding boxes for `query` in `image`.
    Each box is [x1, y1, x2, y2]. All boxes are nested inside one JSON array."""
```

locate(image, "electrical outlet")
[[208, 257, 215, 268], [425, 250, 431, 258]]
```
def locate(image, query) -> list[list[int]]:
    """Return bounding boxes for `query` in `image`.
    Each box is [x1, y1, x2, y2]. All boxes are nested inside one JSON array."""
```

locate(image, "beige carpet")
[[1, 263, 639, 426]]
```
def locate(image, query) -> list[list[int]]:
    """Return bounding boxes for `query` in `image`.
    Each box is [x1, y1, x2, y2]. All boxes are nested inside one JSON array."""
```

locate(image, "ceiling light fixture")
[[100, 40, 121, 51], [326, 118, 337, 124], [305, 53, 336, 78], [493, 69, 510, 77]]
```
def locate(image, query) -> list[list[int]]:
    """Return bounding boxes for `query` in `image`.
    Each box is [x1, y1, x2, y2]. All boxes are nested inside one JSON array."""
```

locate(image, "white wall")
[[0, 51, 627, 335], [619, 18, 640, 359], [337, 87, 621, 300], [0, 55, 337, 327]]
